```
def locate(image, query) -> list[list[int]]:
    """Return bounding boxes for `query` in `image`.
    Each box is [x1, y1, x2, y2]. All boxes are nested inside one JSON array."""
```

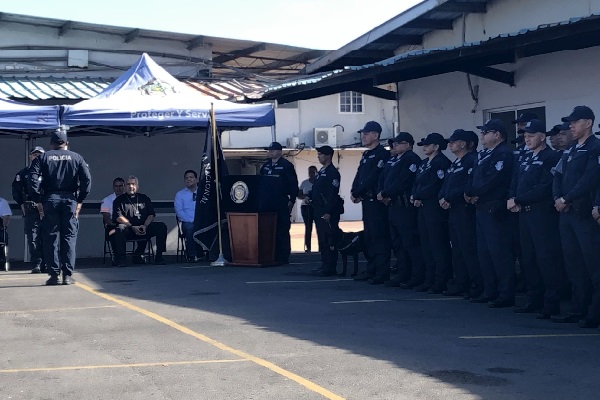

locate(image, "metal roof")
[[0, 12, 327, 80], [0, 76, 269, 103], [305, 0, 490, 73]]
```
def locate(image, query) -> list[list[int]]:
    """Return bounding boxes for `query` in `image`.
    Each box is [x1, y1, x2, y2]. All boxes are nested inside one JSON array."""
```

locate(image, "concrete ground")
[[1, 222, 599, 400]]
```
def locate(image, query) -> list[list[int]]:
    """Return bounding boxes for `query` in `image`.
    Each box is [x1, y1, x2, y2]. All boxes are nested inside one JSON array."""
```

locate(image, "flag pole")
[[210, 103, 227, 267]]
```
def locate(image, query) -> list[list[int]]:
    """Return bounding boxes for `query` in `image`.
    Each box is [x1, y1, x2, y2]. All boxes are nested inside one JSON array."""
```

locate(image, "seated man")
[[100, 177, 125, 264], [0, 196, 11, 265], [112, 175, 168, 266], [174, 169, 205, 262]]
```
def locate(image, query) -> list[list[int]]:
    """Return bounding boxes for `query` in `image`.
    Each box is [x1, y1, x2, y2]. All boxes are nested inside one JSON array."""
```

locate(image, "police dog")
[[329, 227, 367, 277]]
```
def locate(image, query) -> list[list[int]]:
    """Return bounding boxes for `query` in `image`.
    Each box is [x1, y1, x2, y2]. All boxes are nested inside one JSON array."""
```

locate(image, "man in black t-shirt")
[[112, 176, 168, 266]]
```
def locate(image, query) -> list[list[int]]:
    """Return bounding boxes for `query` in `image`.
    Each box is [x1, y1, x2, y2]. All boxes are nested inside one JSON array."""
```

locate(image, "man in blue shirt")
[[175, 170, 203, 262]]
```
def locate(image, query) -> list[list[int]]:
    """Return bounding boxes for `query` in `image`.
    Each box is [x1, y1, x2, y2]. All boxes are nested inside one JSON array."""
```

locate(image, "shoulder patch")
[[15, 174, 20, 182], [377, 160, 384, 168], [495, 161, 504, 171], [409, 164, 417, 173], [437, 170, 445, 179], [467, 167, 473, 175], [332, 179, 340, 188]]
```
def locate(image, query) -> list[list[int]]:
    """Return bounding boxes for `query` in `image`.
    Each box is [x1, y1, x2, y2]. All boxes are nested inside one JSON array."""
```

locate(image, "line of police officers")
[[347, 106, 600, 329]]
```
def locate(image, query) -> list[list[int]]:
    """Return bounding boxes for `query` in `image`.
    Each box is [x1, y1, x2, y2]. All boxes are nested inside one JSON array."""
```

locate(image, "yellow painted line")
[[0, 359, 248, 373], [75, 282, 345, 400], [461, 333, 600, 339], [0, 305, 117, 314]]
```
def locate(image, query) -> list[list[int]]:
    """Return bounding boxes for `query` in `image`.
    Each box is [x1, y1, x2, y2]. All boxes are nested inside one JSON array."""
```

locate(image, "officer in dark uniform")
[[29, 130, 92, 285], [552, 106, 600, 327], [439, 130, 483, 299], [351, 121, 390, 284], [12, 146, 46, 274], [260, 141, 298, 265], [547, 122, 573, 154], [412, 133, 452, 294], [508, 120, 565, 319], [310, 145, 343, 277], [377, 132, 423, 287], [466, 119, 515, 307]]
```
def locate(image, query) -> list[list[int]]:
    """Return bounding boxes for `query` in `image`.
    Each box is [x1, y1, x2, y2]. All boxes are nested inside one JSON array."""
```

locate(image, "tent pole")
[[210, 104, 226, 267]]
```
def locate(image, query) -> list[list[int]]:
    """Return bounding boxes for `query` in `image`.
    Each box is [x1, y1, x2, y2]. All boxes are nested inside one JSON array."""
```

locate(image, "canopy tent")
[[0, 98, 60, 138], [62, 53, 275, 136]]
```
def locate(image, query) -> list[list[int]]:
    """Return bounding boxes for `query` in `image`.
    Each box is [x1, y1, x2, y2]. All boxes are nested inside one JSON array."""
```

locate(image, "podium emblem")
[[230, 181, 249, 204]]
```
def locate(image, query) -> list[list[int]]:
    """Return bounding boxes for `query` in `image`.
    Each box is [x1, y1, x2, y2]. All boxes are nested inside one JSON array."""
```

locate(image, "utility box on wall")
[[314, 128, 337, 147]]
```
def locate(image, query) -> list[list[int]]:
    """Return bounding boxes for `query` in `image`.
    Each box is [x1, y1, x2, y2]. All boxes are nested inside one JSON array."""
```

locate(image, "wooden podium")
[[222, 175, 283, 267], [227, 212, 277, 266]]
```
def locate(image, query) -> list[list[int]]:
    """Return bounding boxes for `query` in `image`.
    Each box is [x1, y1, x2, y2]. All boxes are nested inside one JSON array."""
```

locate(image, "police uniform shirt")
[[29, 149, 92, 203], [465, 142, 514, 203], [311, 164, 341, 215], [510, 147, 560, 206], [553, 135, 600, 207], [113, 193, 156, 226], [378, 150, 421, 201], [12, 166, 32, 206], [352, 144, 389, 200], [412, 153, 451, 201], [260, 157, 299, 203], [439, 151, 477, 205]]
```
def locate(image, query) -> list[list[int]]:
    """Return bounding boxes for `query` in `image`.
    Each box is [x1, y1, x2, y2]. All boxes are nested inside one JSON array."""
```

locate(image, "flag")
[[193, 119, 228, 252]]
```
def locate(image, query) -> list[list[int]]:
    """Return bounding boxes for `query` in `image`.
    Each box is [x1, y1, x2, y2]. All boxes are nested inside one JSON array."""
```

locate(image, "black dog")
[[329, 228, 368, 277]]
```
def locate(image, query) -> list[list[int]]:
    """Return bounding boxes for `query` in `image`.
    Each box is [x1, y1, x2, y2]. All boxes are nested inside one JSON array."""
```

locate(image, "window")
[[339, 91, 363, 113], [488, 106, 546, 148]]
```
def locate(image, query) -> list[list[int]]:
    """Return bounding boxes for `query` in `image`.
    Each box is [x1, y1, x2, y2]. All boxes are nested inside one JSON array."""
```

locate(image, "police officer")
[[552, 106, 600, 327], [547, 122, 573, 154], [508, 120, 564, 319], [310, 145, 343, 277], [377, 133, 424, 287], [29, 130, 92, 285], [412, 133, 452, 294], [466, 119, 515, 307], [260, 141, 298, 265], [439, 130, 483, 299], [12, 146, 46, 274], [351, 121, 390, 284]]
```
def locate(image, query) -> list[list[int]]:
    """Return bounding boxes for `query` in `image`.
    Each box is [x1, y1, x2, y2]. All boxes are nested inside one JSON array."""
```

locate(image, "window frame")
[[338, 91, 364, 114]]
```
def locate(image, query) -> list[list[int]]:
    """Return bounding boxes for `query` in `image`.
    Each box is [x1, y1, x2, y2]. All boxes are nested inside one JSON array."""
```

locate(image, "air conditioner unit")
[[314, 128, 337, 147]]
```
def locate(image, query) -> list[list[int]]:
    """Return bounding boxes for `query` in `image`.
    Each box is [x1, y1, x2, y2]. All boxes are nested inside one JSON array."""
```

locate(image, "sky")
[[0, 0, 423, 50]]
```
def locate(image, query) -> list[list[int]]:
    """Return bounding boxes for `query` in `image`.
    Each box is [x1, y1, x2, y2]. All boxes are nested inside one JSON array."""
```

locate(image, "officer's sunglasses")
[[481, 130, 497, 135]]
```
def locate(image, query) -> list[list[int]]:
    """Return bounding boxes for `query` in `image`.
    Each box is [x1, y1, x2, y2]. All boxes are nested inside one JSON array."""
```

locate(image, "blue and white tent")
[[62, 53, 274, 133], [0, 98, 60, 135]]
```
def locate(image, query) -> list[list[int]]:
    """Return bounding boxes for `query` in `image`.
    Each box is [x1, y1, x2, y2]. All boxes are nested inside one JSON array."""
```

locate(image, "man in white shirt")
[[174, 170, 203, 262], [0, 197, 12, 265], [297, 166, 317, 252], [100, 177, 125, 264]]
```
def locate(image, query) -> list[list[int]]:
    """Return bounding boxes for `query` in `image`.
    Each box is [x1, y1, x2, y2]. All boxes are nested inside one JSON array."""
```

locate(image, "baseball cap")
[[517, 119, 546, 134], [476, 119, 507, 135], [511, 112, 538, 124], [388, 131, 415, 147], [357, 121, 382, 134], [446, 129, 476, 143], [316, 145, 334, 156], [547, 122, 570, 136], [417, 132, 448, 150], [50, 130, 68, 144], [29, 146, 45, 155], [265, 141, 283, 151], [561, 106, 595, 122]]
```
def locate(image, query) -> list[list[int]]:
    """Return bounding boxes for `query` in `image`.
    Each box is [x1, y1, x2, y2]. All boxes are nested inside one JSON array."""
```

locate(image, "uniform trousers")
[[389, 201, 423, 284], [275, 203, 292, 264], [41, 194, 78, 277], [519, 204, 565, 314], [314, 209, 340, 274], [417, 200, 452, 290], [24, 210, 44, 268], [559, 210, 600, 319], [448, 203, 483, 296], [475, 206, 515, 301], [362, 199, 391, 280]]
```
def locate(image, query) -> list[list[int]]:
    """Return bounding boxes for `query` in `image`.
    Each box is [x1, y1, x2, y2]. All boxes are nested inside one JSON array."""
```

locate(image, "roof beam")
[[403, 18, 455, 30], [213, 43, 267, 64], [353, 86, 397, 100], [459, 66, 515, 86], [348, 50, 396, 60], [244, 50, 327, 73], [124, 29, 140, 43], [372, 34, 423, 45], [186, 36, 205, 51], [436, 2, 487, 13], [58, 21, 73, 37]]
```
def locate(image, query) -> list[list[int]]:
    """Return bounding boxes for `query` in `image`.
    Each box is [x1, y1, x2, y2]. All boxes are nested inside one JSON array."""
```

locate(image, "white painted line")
[[0, 305, 117, 314], [246, 279, 353, 284], [331, 299, 392, 304], [461, 333, 600, 339]]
